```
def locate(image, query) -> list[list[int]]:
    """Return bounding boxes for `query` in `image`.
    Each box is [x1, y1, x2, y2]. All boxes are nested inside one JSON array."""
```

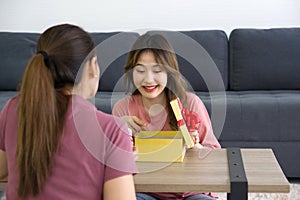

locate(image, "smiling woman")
[[112, 32, 221, 200]]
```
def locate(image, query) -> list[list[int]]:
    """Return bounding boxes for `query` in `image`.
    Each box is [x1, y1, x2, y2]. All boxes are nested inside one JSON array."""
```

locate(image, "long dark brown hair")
[[124, 33, 188, 130], [17, 24, 95, 198]]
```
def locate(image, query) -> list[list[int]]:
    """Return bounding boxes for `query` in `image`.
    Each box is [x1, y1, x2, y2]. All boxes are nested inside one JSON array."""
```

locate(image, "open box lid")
[[170, 98, 195, 148]]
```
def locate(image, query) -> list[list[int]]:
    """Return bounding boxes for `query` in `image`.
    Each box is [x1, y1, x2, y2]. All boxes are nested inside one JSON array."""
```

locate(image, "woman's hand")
[[190, 130, 203, 149], [121, 116, 147, 135], [190, 130, 200, 144]]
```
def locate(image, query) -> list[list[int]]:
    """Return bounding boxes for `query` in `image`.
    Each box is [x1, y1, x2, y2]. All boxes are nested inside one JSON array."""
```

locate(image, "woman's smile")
[[142, 85, 159, 93]]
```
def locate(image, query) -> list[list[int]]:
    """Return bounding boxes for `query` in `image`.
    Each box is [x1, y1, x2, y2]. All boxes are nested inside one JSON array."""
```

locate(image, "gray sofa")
[[1, 28, 300, 178]]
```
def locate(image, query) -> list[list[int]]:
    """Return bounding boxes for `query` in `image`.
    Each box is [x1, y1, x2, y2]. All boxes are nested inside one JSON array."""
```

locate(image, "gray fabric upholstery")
[[1, 28, 300, 178], [199, 90, 300, 177], [147, 30, 228, 91], [199, 91, 300, 141], [180, 30, 228, 91], [0, 32, 39, 90], [229, 28, 300, 90], [91, 32, 139, 92]]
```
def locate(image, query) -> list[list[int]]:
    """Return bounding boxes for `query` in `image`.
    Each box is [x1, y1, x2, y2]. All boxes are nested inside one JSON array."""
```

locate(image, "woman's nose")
[[144, 71, 154, 82]]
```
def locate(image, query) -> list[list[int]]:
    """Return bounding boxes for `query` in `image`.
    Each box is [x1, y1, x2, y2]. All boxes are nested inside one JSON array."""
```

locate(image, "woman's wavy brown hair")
[[17, 24, 95, 198], [124, 33, 188, 130]]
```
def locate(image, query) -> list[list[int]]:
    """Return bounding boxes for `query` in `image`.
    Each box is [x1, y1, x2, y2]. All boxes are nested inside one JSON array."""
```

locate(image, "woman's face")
[[133, 51, 168, 100]]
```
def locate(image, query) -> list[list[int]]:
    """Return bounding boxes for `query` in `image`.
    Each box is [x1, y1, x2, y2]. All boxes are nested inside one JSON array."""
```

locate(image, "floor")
[[215, 178, 300, 200], [0, 179, 299, 199]]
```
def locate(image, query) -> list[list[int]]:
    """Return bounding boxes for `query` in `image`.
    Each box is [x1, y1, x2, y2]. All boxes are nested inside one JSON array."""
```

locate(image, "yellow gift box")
[[135, 131, 187, 162]]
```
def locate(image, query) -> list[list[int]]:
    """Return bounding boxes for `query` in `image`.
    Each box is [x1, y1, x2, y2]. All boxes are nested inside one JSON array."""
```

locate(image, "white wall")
[[1, 0, 300, 34]]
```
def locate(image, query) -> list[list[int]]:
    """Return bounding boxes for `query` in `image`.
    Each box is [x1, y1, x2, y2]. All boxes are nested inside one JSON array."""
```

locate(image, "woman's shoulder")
[[6, 95, 19, 105], [114, 95, 131, 107], [96, 109, 127, 132], [112, 94, 142, 116], [185, 92, 207, 111], [115, 94, 141, 105], [186, 92, 198, 99], [71, 95, 128, 137], [112, 96, 130, 116], [1, 95, 19, 114], [186, 92, 202, 103]]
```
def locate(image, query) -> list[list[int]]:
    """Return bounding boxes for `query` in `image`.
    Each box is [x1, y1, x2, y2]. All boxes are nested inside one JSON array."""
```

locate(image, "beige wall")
[[0, 0, 300, 34]]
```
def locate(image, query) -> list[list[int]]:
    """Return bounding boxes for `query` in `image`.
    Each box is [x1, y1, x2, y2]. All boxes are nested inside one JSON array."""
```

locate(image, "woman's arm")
[[103, 175, 136, 200], [112, 97, 146, 134], [0, 150, 8, 181], [187, 93, 221, 148]]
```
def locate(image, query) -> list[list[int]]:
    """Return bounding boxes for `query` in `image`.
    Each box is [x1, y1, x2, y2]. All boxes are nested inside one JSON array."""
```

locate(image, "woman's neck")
[[141, 92, 167, 111]]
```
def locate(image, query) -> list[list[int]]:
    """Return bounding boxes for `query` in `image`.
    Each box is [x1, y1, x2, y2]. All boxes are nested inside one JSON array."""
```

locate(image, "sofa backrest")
[[229, 28, 300, 90], [180, 30, 228, 92], [0, 32, 39, 91], [91, 32, 139, 92], [147, 30, 228, 92], [0, 31, 139, 92], [3, 28, 300, 93]]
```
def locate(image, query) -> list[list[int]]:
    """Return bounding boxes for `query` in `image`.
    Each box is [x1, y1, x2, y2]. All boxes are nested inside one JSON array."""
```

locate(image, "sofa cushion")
[[147, 30, 228, 92], [0, 32, 39, 90], [91, 32, 140, 92], [229, 28, 300, 90], [180, 30, 228, 91], [199, 90, 300, 142]]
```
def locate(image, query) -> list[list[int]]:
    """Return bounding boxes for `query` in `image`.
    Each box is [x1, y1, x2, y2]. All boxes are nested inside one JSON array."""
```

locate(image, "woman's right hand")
[[121, 116, 147, 135]]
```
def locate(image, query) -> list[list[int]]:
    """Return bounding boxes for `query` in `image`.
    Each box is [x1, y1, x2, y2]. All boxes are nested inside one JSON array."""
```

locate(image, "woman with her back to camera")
[[113, 33, 221, 200], [0, 24, 136, 200]]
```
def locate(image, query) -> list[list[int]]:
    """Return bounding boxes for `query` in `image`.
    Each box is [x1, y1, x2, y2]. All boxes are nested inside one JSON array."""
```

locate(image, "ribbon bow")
[[176, 99, 200, 132]]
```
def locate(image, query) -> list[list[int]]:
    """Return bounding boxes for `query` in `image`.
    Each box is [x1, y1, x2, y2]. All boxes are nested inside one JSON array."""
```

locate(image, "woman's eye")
[[153, 70, 162, 73], [136, 69, 145, 73]]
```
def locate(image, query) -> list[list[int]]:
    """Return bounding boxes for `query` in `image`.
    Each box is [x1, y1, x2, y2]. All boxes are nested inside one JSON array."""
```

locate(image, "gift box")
[[135, 131, 187, 162]]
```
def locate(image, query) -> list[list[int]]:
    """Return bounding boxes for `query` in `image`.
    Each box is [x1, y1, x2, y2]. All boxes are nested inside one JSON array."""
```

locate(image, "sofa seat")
[[1, 28, 300, 178], [198, 90, 300, 177], [199, 90, 300, 141]]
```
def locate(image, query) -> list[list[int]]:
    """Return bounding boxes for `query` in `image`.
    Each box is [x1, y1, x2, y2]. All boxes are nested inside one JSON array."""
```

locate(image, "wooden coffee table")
[[0, 148, 290, 200], [134, 148, 290, 200]]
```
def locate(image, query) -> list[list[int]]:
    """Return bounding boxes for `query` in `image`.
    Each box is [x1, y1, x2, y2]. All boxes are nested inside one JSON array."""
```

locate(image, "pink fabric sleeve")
[[186, 93, 221, 149], [103, 117, 137, 182], [112, 97, 130, 117]]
